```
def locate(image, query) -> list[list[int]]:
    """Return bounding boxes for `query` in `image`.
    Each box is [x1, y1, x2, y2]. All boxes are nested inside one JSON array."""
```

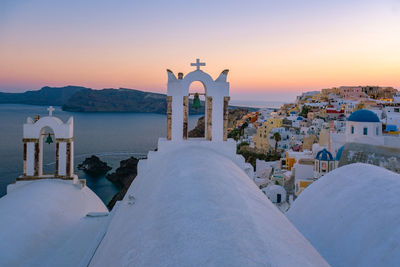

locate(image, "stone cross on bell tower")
[[47, 106, 55, 116], [166, 60, 230, 142], [190, 58, 206, 71]]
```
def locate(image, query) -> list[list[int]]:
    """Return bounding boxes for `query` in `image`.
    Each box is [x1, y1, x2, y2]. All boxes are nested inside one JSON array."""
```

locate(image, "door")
[[277, 194, 281, 203]]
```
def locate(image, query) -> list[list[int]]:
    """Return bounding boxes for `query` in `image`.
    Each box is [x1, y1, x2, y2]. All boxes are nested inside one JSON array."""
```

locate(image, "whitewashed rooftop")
[[0, 179, 109, 266], [90, 145, 328, 266], [288, 163, 400, 267]]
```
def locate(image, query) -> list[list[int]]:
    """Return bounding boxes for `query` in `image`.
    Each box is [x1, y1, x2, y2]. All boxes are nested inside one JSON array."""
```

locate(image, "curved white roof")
[[90, 146, 327, 266], [0, 179, 108, 266], [287, 163, 400, 267]]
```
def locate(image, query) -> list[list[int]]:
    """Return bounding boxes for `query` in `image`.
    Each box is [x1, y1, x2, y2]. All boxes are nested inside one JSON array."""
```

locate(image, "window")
[[363, 127, 368, 135], [351, 126, 354, 134], [321, 162, 327, 171], [376, 127, 379, 136]]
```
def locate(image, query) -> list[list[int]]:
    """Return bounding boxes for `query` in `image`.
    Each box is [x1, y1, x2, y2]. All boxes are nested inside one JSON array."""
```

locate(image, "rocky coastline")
[[106, 157, 139, 209], [77, 155, 112, 176]]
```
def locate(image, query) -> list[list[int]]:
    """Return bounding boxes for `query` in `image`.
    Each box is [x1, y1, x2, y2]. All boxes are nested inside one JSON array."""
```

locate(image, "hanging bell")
[[45, 133, 53, 144], [192, 93, 201, 109]]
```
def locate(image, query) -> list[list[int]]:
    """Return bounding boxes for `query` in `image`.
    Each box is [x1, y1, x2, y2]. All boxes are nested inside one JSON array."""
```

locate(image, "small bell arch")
[[19, 107, 75, 180]]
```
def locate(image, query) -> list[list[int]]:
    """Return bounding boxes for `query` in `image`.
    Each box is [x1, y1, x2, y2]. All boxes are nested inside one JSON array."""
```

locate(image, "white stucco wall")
[[58, 142, 67, 176], [23, 115, 74, 177], [26, 142, 35, 176], [23, 116, 73, 139], [293, 163, 314, 181], [345, 121, 384, 145]]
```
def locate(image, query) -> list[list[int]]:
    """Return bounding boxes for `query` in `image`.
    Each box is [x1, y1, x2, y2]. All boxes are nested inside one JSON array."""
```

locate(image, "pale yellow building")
[[303, 135, 318, 151], [318, 128, 330, 147], [253, 118, 283, 152]]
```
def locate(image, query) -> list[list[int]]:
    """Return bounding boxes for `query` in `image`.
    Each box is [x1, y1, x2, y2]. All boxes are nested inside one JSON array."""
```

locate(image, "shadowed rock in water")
[[107, 157, 139, 209], [77, 155, 112, 176]]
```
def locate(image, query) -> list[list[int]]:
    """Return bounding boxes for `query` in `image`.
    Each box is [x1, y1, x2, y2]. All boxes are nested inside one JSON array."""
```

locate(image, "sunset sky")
[[1, 0, 400, 102]]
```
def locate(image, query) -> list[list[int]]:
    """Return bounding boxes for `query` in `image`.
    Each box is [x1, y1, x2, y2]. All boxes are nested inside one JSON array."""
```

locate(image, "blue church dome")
[[335, 146, 344, 161], [315, 149, 333, 161], [347, 109, 380, 123], [297, 116, 303, 121]]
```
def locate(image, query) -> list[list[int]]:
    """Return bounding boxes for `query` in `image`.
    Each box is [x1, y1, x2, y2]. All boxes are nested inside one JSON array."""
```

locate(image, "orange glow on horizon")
[[1, 0, 399, 100]]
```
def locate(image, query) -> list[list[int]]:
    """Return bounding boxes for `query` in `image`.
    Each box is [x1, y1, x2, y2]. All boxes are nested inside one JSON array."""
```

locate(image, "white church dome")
[[287, 163, 400, 267], [0, 179, 108, 266], [347, 109, 380, 122], [90, 145, 327, 266]]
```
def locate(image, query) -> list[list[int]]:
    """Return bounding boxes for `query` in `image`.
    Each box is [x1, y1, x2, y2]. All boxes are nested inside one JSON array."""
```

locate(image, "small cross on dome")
[[190, 58, 206, 70], [47, 106, 55, 116]]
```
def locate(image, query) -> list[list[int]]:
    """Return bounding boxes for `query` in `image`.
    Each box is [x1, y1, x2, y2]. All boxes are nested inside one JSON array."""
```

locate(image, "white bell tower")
[[166, 59, 230, 142], [18, 106, 75, 181]]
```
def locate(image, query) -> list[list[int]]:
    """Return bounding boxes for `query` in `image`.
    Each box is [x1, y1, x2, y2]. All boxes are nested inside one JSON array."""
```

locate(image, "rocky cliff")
[[77, 155, 112, 176], [188, 108, 252, 137], [106, 157, 139, 209]]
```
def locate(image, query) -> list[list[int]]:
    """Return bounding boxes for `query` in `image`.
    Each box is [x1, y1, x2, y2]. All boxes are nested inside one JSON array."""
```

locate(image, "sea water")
[[0, 104, 201, 204]]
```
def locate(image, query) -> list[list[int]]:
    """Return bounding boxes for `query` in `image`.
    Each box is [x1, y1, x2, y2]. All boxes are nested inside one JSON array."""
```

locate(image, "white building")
[[330, 109, 386, 153], [345, 109, 384, 146], [262, 184, 287, 204], [292, 116, 305, 128], [393, 92, 400, 103], [313, 148, 336, 179], [312, 118, 324, 128], [384, 106, 400, 132], [344, 100, 359, 118], [254, 159, 274, 187], [293, 158, 315, 196]]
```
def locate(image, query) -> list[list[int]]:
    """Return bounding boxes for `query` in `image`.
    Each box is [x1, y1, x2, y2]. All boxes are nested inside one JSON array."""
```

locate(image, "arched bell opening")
[[166, 62, 229, 142], [186, 81, 207, 139], [39, 126, 57, 176]]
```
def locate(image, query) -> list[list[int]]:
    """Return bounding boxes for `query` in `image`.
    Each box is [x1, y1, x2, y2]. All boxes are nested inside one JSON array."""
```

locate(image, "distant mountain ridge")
[[62, 87, 181, 113], [1, 86, 245, 114], [0, 85, 167, 111], [0, 86, 84, 106]]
